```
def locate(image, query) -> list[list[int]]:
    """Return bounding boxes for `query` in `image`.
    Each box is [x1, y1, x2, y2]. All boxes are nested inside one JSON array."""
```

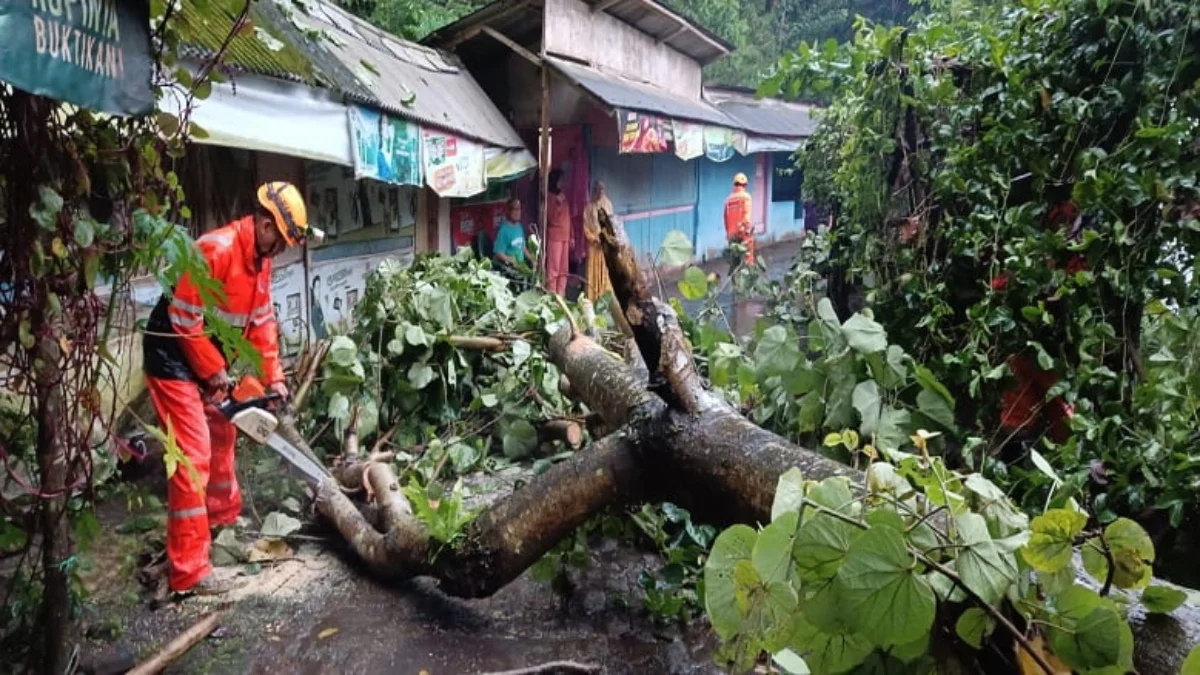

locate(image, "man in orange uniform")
[[724, 172, 755, 270], [142, 182, 317, 595]]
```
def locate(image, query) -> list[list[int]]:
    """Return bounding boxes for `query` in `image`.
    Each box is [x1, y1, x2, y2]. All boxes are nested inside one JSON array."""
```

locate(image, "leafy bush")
[[703, 459, 1188, 673]]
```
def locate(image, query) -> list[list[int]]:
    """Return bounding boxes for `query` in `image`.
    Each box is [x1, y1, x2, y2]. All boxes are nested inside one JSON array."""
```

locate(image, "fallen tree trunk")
[[303, 209, 1200, 673]]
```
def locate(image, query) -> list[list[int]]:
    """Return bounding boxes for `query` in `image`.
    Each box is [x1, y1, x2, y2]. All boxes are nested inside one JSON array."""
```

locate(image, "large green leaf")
[[852, 380, 882, 436], [788, 615, 873, 675], [1046, 586, 1125, 671], [912, 365, 954, 405], [874, 407, 911, 453], [705, 525, 758, 639], [407, 363, 436, 389], [328, 335, 358, 367], [837, 526, 936, 646], [501, 420, 538, 459], [756, 325, 802, 377], [793, 513, 862, 584], [754, 511, 799, 586], [1021, 509, 1087, 573], [842, 313, 888, 354], [773, 467, 806, 522], [658, 229, 694, 267], [1140, 585, 1187, 615], [954, 608, 994, 650], [678, 266, 709, 300], [954, 513, 1017, 605], [916, 388, 955, 430], [1183, 645, 1200, 675]]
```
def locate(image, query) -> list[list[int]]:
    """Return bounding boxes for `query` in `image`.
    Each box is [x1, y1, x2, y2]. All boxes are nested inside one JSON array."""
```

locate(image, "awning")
[[486, 147, 538, 182], [745, 136, 805, 154], [547, 55, 734, 128], [159, 73, 353, 166]]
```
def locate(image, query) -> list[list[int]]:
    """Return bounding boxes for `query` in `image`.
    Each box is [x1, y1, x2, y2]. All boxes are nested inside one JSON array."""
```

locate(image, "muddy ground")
[[71, 455, 720, 675]]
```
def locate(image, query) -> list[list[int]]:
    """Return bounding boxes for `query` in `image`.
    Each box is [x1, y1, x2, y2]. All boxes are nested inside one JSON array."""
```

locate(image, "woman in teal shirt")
[[493, 198, 532, 270]]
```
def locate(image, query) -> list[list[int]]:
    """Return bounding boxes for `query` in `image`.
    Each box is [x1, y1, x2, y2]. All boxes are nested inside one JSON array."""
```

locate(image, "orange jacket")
[[724, 188, 752, 240], [144, 216, 284, 384]]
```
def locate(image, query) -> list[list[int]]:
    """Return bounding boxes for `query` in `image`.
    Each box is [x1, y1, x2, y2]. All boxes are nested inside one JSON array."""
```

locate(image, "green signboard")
[[0, 0, 154, 116]]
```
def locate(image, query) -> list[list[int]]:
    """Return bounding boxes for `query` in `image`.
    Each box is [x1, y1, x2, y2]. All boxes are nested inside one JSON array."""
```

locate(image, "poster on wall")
[[350, 105, 423, 186], [366, 182, 418, 235], [349, 106, 382, 181], [379, 115, 422, 186], [305, 162, 359, 237], [704, 126, 749, 162], [672, 121, 704, 161], [422, 129, 486, 198], [270, 262, 307, 358], [617, 109, 672, 154], [309, 251, 414, 338]]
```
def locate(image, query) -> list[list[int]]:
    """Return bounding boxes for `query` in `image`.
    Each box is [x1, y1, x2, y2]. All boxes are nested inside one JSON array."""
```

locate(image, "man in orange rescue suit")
[[724, 172, 755, 271], [142, 182, 319, 595]]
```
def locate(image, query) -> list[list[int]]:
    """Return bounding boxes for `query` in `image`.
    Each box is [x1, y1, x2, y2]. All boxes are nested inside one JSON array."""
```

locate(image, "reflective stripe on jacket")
[[143, 216, 285, 383]]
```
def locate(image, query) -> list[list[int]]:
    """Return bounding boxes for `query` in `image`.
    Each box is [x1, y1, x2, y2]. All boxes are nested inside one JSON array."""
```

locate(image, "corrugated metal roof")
[[279, 0, 527, 149], [176, 0, 319, 85], [548, 56, 735, 127], [585, 0, 731, 66], [706, 88, 819, 138]]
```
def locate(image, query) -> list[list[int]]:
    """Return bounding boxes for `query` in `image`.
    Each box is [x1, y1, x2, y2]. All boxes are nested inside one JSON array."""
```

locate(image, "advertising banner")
[[350, 105, 423, 186], [617, 109, 671, 154], [270, 262, 307, 358], [422, 128, 486, 198], [704, 126, 748, 162], [0, 0, 154, 115], [672, 120, 704, 161]]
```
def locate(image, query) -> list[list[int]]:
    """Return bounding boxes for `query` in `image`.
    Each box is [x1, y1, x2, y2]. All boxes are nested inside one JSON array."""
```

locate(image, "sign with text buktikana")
[[0, 0, 154, 115]]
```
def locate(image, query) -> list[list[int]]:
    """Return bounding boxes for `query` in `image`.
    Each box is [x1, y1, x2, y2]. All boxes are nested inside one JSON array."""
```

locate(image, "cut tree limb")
[[448, 335, 508, 351], [538, 419, 584, 449], [126, 611, 223, 675]]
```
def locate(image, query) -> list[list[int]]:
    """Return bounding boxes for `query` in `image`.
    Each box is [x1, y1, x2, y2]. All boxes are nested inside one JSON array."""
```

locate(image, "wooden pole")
[[538, 61, 552, 281]]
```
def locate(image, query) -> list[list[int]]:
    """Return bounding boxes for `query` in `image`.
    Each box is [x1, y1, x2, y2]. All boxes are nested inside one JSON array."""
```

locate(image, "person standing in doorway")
[[493, 198, 532, 277], [545, 168, 572, 295], [724, 172, 756, 271], [582, 181, 614, 301]]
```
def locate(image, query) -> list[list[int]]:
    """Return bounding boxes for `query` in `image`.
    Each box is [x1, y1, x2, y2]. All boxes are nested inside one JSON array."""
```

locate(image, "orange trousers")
[[546, 235, 570, 295], [146, 376, 242, 591]]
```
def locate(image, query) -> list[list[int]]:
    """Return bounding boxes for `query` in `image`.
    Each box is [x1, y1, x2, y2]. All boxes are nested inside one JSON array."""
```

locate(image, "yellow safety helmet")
[[733, 172, 749, 186], [257, 181, 322, 246]]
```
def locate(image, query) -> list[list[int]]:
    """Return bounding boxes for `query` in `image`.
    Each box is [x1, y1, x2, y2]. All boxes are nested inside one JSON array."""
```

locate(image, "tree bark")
[[34, 330, 71, 675]]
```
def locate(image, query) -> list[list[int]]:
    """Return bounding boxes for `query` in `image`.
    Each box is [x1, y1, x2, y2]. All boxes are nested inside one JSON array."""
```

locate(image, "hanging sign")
[[617, 109, 671, 154], [0, 0, 154, 115], [704, 126, 748, 162], [349, 105, 422, 186], [422, 128, 486, 198], [672, 121, 704, 161]]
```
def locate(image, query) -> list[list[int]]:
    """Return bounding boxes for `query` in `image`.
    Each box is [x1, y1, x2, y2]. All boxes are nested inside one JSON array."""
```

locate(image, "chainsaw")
[[215, 376, 331, 486]]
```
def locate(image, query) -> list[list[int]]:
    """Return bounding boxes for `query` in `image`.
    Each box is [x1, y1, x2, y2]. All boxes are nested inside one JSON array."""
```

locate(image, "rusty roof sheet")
[[280, 0, 527, 149]]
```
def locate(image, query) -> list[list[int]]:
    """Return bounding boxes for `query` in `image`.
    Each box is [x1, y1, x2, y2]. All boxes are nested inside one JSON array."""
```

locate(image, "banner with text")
[[0, 0, 154, 115], [422, 128, 486, 198], [349, 105, 422, 186], [672, 120, 704, 161]]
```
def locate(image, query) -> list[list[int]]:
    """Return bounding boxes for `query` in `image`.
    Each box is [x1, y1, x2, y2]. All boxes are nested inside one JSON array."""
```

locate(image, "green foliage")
[[770, 0, 1200, 547], [310, 250, 581, 465], [631, 502, 716, 623], [703, 456, 1167, 673], [402, 478, 477, 553]]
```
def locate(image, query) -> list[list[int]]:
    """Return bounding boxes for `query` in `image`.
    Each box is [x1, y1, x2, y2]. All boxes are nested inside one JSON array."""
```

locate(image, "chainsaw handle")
[[215, 392, 283, 419]]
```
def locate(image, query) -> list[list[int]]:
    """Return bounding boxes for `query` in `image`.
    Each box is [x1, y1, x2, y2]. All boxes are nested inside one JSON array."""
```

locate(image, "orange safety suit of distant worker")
[[724, 173, 755, 267], [142, 183, 313, 592]]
